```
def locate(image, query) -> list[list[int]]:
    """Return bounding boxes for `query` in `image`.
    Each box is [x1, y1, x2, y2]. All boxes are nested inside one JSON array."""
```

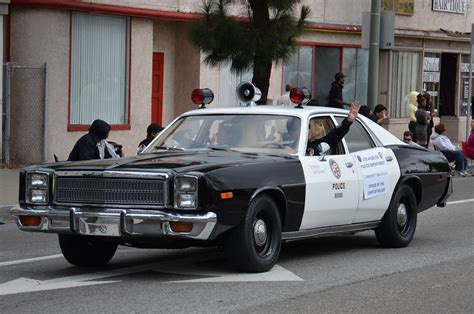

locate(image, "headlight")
[[26, 172, 49, 204], [28, 173, 48, 187], [177, 194, 196, 208], [174, 175, 198, 209], [175, 177, 197, 192], [29, 189, 48, 203]]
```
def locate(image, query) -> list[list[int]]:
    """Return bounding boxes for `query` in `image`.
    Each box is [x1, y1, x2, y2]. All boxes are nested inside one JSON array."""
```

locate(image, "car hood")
[[43, 150, 295, 174]]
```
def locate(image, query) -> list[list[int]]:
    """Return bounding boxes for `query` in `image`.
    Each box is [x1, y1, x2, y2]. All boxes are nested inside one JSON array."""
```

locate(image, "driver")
[[213, 122, 235, 147], [306, 101, 360, 156]]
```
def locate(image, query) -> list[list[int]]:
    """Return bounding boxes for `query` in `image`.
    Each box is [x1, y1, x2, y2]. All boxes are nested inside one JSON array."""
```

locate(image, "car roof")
[[181, 105, 348, 120], [178, 105, 404, 147]]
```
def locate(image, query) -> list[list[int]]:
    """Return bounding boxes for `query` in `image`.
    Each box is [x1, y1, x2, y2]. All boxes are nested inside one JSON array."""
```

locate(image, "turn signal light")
[[220, 192, 233, 199], [20, 215, 42, 226], [170, 222, 193, 233]]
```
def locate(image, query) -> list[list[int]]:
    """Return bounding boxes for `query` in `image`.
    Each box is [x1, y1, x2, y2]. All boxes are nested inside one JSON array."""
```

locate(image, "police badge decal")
[[329, 159, 341, 179]]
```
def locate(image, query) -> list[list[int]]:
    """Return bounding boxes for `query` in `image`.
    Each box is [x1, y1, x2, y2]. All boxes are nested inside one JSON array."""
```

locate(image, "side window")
[[308, 116, 344, 155], [335, 117, 375, 153]]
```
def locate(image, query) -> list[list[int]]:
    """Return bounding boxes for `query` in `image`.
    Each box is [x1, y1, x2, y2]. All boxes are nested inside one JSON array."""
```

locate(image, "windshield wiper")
[[153, 146, 185, 151]]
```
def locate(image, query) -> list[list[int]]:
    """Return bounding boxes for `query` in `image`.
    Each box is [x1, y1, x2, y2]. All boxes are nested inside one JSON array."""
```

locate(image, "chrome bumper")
[[11, 206, 217, 240]]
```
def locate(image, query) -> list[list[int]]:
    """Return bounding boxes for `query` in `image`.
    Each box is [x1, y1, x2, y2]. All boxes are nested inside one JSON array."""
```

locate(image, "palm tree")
[[188, 0, 310, 104]]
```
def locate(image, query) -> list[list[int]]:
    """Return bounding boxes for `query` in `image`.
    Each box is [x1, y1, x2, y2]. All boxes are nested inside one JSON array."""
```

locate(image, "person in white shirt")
[[431, 124, 468, 176], [276, 84, 292, 106]]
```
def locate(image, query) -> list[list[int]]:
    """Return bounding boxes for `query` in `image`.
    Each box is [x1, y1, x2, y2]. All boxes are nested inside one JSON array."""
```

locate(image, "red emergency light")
[[191, 88, 214, 108], [290, 87, 311, 108]]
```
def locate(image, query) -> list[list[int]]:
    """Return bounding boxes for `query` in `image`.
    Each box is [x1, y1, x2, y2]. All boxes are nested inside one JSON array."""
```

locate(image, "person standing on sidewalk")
[[327, 72, 346, 109], [407, 91, 419, 143], [415, 94, 428, 148], [423, 93, 435, 147], [276, 84, 293, 106]]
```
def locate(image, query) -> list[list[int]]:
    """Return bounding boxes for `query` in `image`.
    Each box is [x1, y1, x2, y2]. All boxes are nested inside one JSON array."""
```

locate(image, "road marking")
[[0, 253, 302, 296], [0, 254, 63, 267], [447, 198, 474, 205]]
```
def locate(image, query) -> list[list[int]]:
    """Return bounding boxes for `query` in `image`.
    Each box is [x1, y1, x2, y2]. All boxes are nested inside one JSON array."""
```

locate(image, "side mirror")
[[317, 142, 330, 161]]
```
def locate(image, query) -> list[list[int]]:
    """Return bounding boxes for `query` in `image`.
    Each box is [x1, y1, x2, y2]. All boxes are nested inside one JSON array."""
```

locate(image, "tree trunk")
[[249, 0, 272, 105]]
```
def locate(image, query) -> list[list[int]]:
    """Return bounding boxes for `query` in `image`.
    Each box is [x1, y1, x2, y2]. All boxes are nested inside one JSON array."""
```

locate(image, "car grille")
[[54, 176, 166, 206]]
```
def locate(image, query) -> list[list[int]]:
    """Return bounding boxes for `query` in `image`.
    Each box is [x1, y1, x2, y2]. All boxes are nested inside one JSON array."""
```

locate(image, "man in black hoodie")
[[327, 72, 346, 109], [68, 119, 117, 161]]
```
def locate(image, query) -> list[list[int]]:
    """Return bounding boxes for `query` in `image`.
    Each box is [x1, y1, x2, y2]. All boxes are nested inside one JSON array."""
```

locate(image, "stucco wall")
[[10, 8, 154, 160], [153, 20, 176, 126]]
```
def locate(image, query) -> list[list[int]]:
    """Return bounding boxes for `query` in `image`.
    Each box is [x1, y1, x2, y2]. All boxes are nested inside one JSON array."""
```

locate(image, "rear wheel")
[[375, 185, 417, 248], [59, 234, 118, 267], [225, 195, 282, 273]]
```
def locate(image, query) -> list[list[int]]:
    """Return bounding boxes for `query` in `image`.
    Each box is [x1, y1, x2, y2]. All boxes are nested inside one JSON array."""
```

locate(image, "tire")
[[375, 185, 418, 248], [225, 195, 282, 273], [58, 234, 118, 267]]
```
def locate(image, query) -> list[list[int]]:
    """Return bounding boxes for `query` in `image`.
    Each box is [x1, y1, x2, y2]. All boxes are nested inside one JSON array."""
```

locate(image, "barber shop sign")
[[432, 0, 467, 14]]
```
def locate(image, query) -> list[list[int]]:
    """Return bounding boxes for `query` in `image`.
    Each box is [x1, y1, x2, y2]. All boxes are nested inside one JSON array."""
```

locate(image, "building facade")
[[3, 0, 473, 164]]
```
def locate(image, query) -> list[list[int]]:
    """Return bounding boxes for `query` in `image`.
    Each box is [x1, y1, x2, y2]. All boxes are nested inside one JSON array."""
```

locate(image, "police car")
[[12, 83, 452, 273]]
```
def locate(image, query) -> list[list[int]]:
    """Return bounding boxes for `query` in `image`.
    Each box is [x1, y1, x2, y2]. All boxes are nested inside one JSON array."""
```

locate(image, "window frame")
[[333, 115, 377, 153], [307, 114, 345, 155], [67, 12, 132, 132]]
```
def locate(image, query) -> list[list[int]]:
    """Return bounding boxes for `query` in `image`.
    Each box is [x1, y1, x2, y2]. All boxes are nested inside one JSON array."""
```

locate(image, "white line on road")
[[0, 254, 63, 267], [447, 198, 474, 205]]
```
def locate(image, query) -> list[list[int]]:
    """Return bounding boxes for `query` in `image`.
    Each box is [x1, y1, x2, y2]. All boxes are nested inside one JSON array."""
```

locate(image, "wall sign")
[[432, 0, 467, 14], [382, 0, 415, 16]]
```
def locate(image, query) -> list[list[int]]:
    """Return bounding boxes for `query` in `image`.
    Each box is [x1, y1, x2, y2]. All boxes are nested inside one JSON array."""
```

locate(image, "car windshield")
[[144, 114, 301, 155]]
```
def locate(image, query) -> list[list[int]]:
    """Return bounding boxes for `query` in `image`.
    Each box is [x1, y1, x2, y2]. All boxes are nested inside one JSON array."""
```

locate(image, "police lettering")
[[332, 182, 345, 190]]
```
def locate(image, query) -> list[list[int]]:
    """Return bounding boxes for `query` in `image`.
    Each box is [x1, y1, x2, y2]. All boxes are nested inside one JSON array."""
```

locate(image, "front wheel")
[[375, 185, 418, 248], [225, 195, 282, 273], [59, 234, 118, 267]]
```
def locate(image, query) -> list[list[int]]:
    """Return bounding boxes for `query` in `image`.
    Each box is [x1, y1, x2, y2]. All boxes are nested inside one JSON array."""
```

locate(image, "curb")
[[0, 205, 15, 223]]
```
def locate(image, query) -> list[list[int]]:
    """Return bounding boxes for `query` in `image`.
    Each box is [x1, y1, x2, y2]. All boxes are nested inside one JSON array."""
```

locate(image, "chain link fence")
[[2, 63, 47, 167]]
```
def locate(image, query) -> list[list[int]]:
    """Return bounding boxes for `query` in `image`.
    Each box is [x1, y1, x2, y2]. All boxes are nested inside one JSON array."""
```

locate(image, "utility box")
[[362, 11, 395, 50]]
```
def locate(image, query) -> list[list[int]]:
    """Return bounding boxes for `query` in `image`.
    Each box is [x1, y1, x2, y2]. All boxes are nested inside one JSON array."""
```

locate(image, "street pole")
[[367, 0, 380, 109], [467, 23, 473, 140]]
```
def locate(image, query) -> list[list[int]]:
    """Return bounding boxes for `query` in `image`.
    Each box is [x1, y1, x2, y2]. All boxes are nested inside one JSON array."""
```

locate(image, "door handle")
[[345, 162, 353, 168], [385, 156, 393, 161]]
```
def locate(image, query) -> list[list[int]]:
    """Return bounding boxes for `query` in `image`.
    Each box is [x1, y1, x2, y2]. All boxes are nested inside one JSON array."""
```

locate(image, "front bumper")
[[11, 206, 217, 240]]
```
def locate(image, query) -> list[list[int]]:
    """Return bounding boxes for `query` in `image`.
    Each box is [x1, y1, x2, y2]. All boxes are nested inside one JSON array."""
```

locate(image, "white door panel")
[[351, 147, 401, 223], [300, 155, 359, 229]]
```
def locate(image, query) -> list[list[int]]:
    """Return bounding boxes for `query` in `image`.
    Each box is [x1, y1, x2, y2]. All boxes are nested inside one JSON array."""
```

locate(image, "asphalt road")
[[0, 177, 472, 313]]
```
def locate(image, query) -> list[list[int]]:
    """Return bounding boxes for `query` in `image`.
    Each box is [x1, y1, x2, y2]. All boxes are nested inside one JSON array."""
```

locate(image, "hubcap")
[[253, 219, 267, 247], [397, 203, 408, 227]]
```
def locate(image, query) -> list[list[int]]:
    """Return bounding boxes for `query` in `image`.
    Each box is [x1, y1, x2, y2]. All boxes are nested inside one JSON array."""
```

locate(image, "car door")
[[334, 116, 401, 223], [299, 115, 360, 229]]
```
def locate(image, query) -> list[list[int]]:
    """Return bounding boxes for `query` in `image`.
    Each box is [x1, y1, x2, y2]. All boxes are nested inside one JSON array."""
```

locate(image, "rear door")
[[334, 116, 401, 223]]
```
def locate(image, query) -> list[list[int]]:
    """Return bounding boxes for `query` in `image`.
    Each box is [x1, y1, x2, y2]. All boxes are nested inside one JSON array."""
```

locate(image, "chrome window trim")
[[53, 171, 169, 208]]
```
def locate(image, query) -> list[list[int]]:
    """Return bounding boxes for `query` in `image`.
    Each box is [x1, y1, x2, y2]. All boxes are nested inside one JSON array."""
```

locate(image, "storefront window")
[[423, 52, 440, 112], [460, 54, 473, 116], [343, 48, 368, 107], [283, 46, 313, 92], [314, 47, 340, 105], [390, 51, 421, 118], [283, 46, 367, 106]]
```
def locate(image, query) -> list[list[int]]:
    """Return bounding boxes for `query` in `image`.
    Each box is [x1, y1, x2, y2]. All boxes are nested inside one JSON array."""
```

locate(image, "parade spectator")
[[415, 94, 428, 148], [432, 124, 468, 177], [372, 104, 388, 125], [138, 123, 164, 153], [466, 127, 474, 159], [276, 84, 292, 106], [402, 130, 420, 146], [406, 91, 419, 143], [423, 93, 435, 147], [359, 105, 373, 120], [327, 72, 346, 109], [68, 119, 120, 161]]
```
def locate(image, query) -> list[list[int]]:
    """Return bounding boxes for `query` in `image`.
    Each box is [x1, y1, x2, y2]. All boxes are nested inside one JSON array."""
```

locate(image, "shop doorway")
[[439, 53, 457, 116]]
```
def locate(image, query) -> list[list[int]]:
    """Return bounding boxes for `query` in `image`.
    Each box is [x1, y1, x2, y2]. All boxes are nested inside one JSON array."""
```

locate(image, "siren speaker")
[[236, 81, 262, 104]]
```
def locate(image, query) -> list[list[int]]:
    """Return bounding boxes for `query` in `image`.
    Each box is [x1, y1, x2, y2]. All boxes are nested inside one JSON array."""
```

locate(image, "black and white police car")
[[12, 83, 452, 273]]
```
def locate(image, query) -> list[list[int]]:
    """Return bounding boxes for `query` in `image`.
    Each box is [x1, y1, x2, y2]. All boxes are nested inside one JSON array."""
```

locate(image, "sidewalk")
[[0, 168, 20, 223]]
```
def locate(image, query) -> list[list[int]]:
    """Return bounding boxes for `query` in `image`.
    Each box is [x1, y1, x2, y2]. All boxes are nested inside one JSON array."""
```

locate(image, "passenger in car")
[[306, 101, 360, 156]]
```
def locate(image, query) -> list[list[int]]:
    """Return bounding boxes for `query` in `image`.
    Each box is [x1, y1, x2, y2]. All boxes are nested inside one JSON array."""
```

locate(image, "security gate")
[[2, 63, 47, 167]]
